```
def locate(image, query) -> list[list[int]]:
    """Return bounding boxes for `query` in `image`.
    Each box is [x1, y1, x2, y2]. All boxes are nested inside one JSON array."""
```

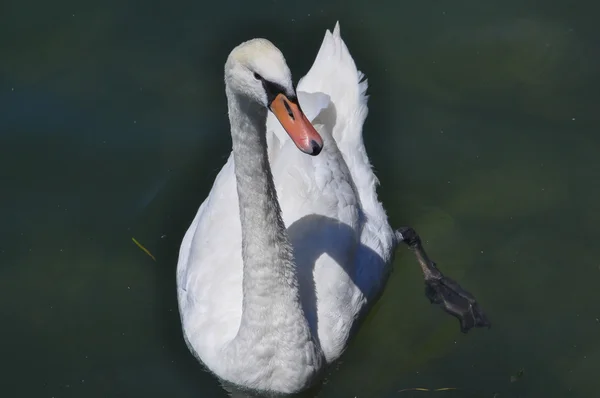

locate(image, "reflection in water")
[[1, 0, 600, 397]]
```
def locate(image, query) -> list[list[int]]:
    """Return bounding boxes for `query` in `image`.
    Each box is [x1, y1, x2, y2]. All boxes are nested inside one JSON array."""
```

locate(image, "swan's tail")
[[297, 22, 369, 147]]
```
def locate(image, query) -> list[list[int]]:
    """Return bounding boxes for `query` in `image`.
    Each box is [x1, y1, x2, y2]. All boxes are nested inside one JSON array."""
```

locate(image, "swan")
[[176, 22, 490, 394]]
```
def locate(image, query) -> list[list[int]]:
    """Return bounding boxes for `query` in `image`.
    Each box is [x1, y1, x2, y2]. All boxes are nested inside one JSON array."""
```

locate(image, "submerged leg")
[[395, 227, 491, 333]]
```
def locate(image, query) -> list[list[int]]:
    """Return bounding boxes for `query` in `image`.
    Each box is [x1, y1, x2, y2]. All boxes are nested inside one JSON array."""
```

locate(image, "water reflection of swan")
[[177, 22, 489, 395]]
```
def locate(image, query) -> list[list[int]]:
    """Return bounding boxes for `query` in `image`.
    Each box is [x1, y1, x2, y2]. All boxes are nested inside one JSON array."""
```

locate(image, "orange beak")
[[269, 93, 323, 156]]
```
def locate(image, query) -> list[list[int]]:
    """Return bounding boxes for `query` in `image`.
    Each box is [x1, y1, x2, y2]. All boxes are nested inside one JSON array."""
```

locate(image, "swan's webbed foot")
[[423, 272, 491, 333], [395, 227, 491, 333]]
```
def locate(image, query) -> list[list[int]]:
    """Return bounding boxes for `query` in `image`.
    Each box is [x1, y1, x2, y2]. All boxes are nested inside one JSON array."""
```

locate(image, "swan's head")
[[225, 38, 323, 156]]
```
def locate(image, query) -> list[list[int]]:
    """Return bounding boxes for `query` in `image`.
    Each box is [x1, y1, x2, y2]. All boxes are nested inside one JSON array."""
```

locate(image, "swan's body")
[[177, 23, 398, 394]]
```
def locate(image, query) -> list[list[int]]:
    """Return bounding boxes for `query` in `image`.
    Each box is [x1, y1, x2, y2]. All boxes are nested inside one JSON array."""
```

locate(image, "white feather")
[[177, 22, 397, 394]]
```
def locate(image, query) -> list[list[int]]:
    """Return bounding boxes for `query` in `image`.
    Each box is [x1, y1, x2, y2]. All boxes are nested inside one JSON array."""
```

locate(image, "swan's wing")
[[296, 23, 367, 147], [298, 22, 396, 299], [177, 155, 235, 282], [177, 154, 246, 357]]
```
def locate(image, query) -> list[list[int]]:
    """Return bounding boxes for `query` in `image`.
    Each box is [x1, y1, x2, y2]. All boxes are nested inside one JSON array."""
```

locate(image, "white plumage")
[[176, 22, 398, 394]]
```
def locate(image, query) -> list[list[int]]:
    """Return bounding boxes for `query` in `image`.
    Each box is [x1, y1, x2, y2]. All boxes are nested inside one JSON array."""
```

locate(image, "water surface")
[[1, 0, 599, 397]]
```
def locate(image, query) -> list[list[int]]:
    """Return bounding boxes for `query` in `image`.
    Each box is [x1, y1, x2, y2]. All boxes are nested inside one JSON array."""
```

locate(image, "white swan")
[[177, 22, 489, 395]]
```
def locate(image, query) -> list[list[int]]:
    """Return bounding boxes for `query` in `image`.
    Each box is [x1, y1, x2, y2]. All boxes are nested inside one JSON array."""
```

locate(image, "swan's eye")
[[253, 72, 262, 81]]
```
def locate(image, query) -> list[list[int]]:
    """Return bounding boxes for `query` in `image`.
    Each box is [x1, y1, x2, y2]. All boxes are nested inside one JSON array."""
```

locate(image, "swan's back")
[[268, 23, 396, 301]]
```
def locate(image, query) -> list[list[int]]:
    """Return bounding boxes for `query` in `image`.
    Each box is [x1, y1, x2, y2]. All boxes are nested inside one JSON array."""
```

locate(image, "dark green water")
[[2, 0, 599, 397]]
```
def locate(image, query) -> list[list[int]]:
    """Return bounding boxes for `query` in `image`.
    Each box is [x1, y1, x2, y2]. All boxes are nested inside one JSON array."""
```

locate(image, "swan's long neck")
[[224, 88, 322, 390]]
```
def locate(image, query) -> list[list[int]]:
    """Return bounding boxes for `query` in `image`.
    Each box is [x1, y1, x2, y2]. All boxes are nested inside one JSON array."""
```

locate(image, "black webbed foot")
[[396, 227, 491, 333], [425, 274, 491, 333]]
